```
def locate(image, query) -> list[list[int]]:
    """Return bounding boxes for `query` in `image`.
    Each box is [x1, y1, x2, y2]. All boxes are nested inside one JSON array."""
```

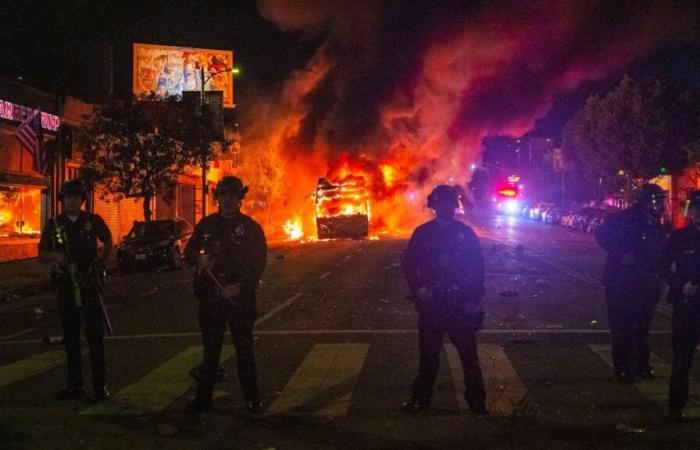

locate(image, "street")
[[0, 213, 697, 449]]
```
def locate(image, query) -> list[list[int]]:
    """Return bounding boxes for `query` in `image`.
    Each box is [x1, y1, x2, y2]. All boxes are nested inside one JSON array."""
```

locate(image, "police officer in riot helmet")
[[38, 179, 113, 401], [184, 176, 267, 414], [595, 183, 667, 383], [401, 185, 488, 415], [661, 191, 700, 421]]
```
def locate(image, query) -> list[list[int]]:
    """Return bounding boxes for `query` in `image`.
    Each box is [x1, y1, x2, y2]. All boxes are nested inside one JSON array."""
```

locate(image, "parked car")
[[529, 202, 557, 221], [543, 208, 566, 225], [560, 212, 577, 228], [571, 208, 606, 232], [116, 218, 193, 273], [586, 209, 614, 233]]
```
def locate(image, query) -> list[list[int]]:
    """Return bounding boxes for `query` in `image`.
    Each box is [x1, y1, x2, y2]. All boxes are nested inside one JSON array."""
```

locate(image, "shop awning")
[[0, 171, 50, 188]]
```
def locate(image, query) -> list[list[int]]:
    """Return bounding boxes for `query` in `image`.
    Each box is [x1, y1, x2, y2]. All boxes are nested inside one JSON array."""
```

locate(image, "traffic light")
[[659, 167, 668, 175], [59, 125, 73, 159]]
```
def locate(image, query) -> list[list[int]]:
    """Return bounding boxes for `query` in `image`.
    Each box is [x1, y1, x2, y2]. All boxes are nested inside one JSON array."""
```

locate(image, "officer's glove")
[[221, 283, 241, 300], [682, 281, 698, 297], [197, 253, 214, 270]]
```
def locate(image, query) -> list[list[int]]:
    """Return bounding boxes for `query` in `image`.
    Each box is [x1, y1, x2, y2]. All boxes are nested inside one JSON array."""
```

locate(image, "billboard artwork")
[[133, 43, 234, 108]]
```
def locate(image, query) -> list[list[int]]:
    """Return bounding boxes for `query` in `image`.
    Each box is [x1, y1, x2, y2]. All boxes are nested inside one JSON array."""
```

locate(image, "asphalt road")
[[0, 212, 698, 449]]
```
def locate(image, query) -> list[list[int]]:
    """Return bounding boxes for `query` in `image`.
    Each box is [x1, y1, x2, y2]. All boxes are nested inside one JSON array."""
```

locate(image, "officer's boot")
[[186, 383, 213, 414]]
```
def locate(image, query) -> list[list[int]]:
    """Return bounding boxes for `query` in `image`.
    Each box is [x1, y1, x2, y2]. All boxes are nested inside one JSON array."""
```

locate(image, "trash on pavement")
[[615, 423, 645, 434], [157, 423, 178, 436]]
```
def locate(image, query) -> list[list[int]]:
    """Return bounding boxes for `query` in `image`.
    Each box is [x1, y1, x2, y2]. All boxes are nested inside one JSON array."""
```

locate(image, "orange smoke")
[[240, 1, 698, 241]]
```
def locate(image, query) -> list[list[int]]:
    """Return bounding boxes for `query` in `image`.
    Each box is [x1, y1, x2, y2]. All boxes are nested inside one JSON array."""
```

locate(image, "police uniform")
[[401, 187, 487, 414], [38, 187, 112, 399], [662, 198, 700, 417], [595, 188, 666, 382], [184, 195, 267, 412]]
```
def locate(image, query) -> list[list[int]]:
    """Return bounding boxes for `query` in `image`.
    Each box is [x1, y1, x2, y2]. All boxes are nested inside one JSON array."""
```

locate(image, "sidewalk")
[[0, 257, 51, 311], [0, 256, 118, 309]]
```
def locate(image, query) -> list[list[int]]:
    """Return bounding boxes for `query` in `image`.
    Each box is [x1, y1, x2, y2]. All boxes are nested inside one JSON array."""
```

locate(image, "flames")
[[283, 216, 304, 241], [315, 176, 369, 219], [240, 1, 697, 243]]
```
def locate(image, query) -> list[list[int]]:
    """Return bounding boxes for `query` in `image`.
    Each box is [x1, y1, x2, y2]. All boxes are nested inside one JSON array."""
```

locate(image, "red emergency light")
[[497, 187, 517, 197]]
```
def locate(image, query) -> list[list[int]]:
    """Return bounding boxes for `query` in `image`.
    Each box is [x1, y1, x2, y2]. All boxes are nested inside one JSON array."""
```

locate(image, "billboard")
[[133, 43, 235, 108]]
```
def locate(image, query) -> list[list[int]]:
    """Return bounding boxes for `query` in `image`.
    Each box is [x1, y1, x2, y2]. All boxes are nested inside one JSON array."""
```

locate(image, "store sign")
[[0, 99, 60, 131]]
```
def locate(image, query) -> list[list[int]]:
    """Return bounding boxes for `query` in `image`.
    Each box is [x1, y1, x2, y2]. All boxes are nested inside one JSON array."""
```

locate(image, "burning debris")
[[283, 215, 304, 241], [314, 176, 369, 239]]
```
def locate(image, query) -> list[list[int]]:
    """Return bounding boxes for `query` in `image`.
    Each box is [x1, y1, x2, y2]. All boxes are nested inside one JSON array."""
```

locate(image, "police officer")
[[38, 179, 113, 401], [662, 192, 700, 421], [595, 183, 667, 383], [401, 185, 487, 415], [184, 176, 267, 414]]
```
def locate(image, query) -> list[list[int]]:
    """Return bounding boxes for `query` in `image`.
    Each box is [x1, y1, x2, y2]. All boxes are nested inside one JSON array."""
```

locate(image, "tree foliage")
[[236, 143, 287, 227], [563, 75, 700, 199], [80, 95, 223, 221]]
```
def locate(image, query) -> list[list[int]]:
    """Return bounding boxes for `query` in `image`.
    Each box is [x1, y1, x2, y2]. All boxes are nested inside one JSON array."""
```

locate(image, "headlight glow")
[[504, 200, 520, 214]]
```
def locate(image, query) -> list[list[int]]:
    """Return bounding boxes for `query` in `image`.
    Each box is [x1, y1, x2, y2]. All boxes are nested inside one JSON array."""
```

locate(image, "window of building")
[[0, 185, 42, 240]]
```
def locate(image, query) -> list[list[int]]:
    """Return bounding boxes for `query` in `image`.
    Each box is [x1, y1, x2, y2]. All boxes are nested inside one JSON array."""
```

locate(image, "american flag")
[[15, 110, 50, 176]]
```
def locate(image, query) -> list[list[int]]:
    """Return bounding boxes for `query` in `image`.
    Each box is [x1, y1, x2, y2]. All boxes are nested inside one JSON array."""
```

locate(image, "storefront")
[[0, 80, 60, 261]]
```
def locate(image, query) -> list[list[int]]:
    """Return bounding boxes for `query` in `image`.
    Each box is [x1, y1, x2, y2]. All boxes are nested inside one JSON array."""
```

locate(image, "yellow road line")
[[446, 343, 526, 415], [589, 344, 700, 417], [0, 350, 66, 388], [80, 345, 234, 416], [266, 343, 369, 416]]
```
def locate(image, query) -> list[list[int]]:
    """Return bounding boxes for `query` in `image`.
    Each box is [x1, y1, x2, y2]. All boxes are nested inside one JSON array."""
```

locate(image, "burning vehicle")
[[314, 177, 370, 239]]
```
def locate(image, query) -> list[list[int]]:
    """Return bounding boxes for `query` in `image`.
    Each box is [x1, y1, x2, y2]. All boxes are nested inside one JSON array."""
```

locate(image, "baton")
[[97, 293, 114, 336], [204, 267, 238, 307]]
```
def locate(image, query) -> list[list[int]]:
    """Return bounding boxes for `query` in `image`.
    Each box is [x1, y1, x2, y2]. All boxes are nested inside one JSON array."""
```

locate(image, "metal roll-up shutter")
[[93, 186, 121, 243]]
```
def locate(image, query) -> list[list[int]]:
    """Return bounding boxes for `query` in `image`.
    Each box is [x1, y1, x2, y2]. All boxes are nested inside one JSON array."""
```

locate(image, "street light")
[[199, 66, 235, 216]]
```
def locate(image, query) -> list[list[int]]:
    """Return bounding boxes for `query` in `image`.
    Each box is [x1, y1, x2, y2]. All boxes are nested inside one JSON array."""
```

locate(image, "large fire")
[[315, 175, 370, 239], [240, 1, 696, 242], [283, 215, 304, 241]]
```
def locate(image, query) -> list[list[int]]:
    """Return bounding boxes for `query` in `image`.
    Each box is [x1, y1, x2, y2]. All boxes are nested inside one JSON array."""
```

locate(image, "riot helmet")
[[213, 176, 248, 201], [427, 185, 459, 209], [58, 179, 87, 202]]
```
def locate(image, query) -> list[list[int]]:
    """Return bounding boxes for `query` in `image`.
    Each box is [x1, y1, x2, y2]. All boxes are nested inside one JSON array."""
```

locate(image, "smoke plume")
[[243, 0, 698, 239]]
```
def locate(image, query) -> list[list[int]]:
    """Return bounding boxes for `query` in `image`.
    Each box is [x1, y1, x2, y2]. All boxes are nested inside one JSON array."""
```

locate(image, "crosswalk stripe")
[[0, 350, 66, 388], [444, 343, 469, 411], [80, 345, 235, 416], [266, 343, 369, 416], [444, 343, 526, 416], [588, 344, 700, 417], [479, 344, 526, 415]]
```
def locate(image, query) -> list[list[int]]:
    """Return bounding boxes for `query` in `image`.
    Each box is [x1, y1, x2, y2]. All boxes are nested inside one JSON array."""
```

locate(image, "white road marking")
[[2, 328, 37, 340], [589, 344, 700, 417], [266, 343, 369, 416], [319, 272, 332, 280], [255, 292, 303, 326], [0, 328, 675, 345]]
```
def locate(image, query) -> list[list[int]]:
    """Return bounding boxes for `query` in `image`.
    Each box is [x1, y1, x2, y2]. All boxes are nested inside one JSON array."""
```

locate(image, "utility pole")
[[200, 66, 208, 217], [198, 65, 234, 217]]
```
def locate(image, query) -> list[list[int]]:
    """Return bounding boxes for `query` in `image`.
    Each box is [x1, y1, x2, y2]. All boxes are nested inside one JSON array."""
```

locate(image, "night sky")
[[1, 0, 698, 143]]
